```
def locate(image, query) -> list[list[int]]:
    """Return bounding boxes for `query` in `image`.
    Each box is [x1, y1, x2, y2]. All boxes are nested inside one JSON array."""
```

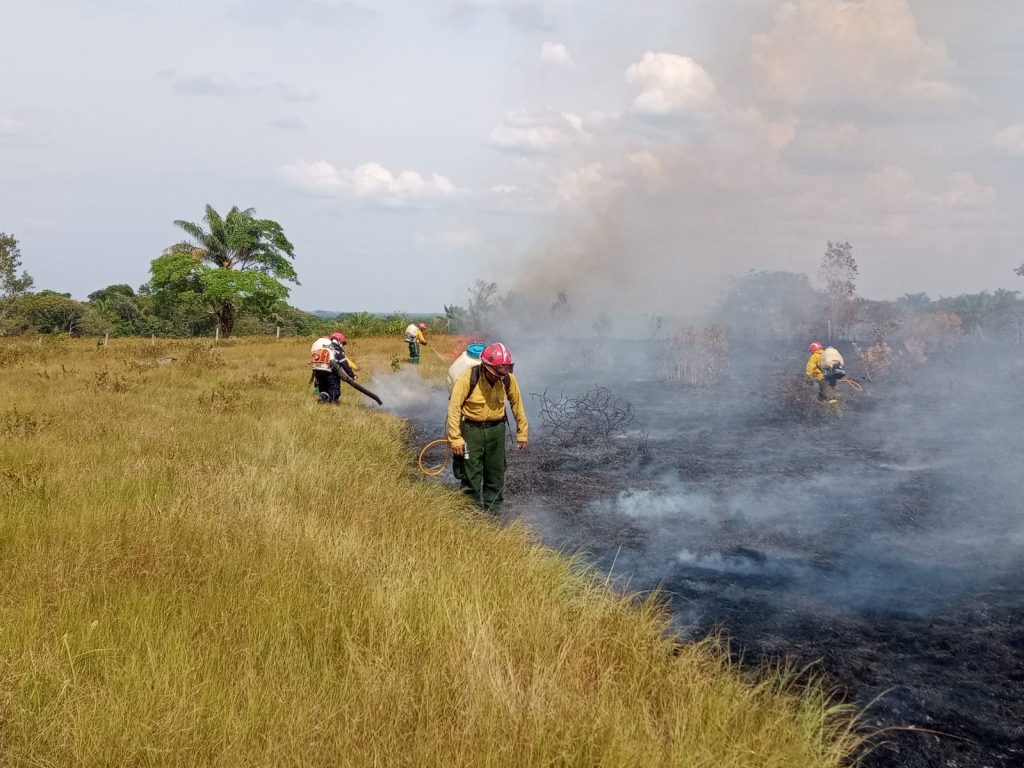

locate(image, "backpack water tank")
[[446, 343, 486, 393], [821, 346, 845, 370]]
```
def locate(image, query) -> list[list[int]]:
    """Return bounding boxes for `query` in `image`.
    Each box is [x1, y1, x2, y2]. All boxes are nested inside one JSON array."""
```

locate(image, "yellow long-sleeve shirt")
[[805, 350, 824, 381], [446, 367, 529, 450]]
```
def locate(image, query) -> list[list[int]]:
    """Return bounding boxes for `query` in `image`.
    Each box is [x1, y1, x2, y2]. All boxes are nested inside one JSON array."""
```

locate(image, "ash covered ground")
[[398, 341, 1024, 767]]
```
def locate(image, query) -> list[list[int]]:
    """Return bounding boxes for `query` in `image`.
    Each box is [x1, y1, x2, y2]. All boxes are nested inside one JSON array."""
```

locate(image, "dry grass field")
[[0, 334, 861, 767]]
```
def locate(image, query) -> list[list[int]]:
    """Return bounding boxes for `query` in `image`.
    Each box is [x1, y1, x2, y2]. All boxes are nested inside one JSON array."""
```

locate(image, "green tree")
[[86, 283, 159, 336], [20, 291, 88, 334], [934, 291, 1024, 342], [154, 205, 298, 336], [0, 232, 34, 330]]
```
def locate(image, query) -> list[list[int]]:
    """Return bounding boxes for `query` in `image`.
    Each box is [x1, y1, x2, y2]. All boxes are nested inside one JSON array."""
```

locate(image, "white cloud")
[[554, 162, 604, 204], [752, 0, 961, 106], [940, 172, 994, 210], [625, 52, 718, 118], [280, 160, 460, 205], [994, 123, 1024, 157], [626, 150, 665, 179], [864, 165, 921, 206], [540, 41, 573, 67], [864, 167, 994, 211], [725, 107, 797, 151], [584, 109, 623, 129], [487, 108, 589, 154], [794, 165, 993, 241]]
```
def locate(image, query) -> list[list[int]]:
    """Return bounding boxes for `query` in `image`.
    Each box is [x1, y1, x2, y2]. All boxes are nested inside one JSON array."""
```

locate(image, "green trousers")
[[408, 340, 420, 364], [818, 378, 837, 403], [452, 421, 507, 511]]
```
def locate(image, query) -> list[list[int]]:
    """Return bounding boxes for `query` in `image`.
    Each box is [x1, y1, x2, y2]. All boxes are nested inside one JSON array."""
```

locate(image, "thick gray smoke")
[[505, 340, 1024, 624], [424, 0, 1024, 625]]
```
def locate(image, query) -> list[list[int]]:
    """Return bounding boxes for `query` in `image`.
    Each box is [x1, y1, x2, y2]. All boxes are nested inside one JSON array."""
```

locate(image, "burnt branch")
[[531, 386, 636, 444]]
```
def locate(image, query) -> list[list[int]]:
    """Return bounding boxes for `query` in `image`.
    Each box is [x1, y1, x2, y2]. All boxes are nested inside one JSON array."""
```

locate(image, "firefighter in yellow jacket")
[[405, 322, 428, 364], [805, 341, 838, 403], [446, 342, 528, 512]]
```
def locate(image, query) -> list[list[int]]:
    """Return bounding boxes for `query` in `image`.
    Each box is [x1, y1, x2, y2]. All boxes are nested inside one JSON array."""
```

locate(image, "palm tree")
[[168, 205, 297, 335]]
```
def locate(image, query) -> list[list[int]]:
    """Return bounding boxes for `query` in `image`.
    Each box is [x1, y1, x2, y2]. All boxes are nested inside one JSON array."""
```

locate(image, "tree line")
[[720, 241, 1024, 346], [0, 206, 438, 339], [4, 220, 1023, 344]]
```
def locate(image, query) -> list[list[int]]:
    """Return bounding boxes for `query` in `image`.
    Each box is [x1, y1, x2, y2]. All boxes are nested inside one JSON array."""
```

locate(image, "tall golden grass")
[[0, 335, 862, 766]]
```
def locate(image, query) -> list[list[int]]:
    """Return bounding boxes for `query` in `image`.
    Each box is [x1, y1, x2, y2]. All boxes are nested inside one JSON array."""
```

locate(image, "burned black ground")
[[410, 344, 1024, 767]]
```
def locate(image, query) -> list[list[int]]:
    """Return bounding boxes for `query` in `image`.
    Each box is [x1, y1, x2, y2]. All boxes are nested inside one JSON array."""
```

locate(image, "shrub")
[[663, 324, 729, 386]]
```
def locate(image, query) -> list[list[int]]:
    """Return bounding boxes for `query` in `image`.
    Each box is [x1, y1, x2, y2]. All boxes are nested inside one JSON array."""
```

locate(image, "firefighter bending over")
[[806, 341, 845, 404], [405, 322, 428, 364], [310, 332, 358, 404]]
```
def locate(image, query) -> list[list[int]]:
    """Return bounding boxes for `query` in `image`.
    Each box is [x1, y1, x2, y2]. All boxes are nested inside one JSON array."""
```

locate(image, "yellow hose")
[[842, 378, 864, 391], [418, 438, 450, 477]]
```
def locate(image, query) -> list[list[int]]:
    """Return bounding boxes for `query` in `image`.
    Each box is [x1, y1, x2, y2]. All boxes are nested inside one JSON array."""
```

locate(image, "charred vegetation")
[[415, 331, 1024, 768]]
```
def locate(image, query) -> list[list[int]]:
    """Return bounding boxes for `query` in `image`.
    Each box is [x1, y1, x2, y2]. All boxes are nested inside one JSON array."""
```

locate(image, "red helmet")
[[418, 322, 427, 330], [481, 342, 513, 374], [330, 332, 347, 344], [808, 342, 823, 353]]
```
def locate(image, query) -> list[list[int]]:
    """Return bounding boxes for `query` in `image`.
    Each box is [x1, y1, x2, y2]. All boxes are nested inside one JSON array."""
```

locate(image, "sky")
[[2, 0, 1024, 313]]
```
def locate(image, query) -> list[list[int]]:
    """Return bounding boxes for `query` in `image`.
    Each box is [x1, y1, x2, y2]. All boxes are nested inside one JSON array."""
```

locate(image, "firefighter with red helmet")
[[446, 342, 528, 511], [805, 341, 839, 404], [309, 332, 358, 403]]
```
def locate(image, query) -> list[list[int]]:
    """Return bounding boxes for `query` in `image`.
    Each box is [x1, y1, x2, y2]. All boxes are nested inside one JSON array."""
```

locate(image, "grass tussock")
[[0, 335, 863, 767]]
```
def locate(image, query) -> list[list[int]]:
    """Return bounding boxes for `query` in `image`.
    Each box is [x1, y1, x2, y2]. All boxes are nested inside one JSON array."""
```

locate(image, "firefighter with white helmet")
[[404, 321, 428, 364], [446, 342, 528, 511]]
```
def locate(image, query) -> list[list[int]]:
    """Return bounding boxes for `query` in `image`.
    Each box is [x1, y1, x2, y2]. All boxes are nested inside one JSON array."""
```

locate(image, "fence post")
[[276, 325, 281, 340], [103, 333, 109, 348], [215, 326, 220, 343], [151, 334, 156, 347]]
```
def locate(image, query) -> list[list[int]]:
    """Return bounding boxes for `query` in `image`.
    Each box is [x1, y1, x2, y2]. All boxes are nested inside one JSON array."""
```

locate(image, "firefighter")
[[446, 342, 528, 512], [310, 332, 358, 403], [805, 341, 838, 404], [404, 322, 428, 364]]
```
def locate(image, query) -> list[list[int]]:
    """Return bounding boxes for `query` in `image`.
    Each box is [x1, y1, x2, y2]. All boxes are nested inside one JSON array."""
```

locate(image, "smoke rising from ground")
[[506, 339, 1024, 624]]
